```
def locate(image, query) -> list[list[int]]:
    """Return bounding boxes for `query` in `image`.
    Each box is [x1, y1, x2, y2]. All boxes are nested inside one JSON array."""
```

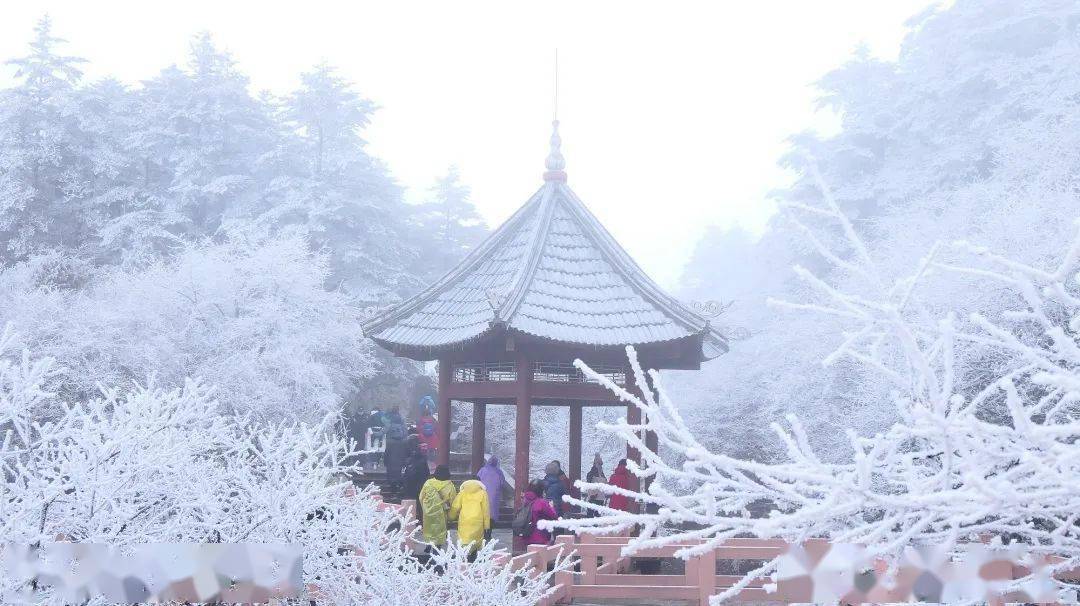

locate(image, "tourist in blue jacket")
[[542, 460, 567, 516]]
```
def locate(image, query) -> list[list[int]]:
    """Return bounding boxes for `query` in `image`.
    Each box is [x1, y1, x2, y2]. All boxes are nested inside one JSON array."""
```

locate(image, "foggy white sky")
[[2, 1, 935, 287]]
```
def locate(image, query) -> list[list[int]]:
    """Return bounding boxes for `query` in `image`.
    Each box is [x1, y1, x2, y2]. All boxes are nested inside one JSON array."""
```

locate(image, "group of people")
[[514, 455, 635, 545], [355, 399, 639, 554], [352, 397, 441, 479], [409, 460, 502, 559], [401, 452, 639, 553]]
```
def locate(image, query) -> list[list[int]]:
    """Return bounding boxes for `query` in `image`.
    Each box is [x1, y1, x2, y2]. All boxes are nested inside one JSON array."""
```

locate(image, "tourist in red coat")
[[416, 396, 440, 463], [607, 459, 634, 512]]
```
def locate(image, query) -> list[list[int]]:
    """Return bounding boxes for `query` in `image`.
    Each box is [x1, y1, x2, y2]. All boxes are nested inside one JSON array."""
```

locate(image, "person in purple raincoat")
[[475, 454, 504, 524]]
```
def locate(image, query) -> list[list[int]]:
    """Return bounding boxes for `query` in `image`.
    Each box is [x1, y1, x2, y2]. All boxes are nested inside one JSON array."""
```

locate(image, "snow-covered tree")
[[259, 62, 420, 300], [0, 234, 378, 421], [0, 331, 568, 605], [0, 16, 91, 261], [677, 0, 1080, 461], [410, 166, 487, 281], [78, 76, 178, 268], [556, 181, 1080, 601], [132, 33, 275, 243], [0, 17, 497, 425]]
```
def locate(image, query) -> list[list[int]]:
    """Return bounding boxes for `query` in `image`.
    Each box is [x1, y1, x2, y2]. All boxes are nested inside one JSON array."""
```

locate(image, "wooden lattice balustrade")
[[449, 361, 627, 386]]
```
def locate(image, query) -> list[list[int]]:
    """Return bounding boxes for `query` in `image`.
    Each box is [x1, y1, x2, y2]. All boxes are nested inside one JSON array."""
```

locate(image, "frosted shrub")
[[0, 329, 566, 605]]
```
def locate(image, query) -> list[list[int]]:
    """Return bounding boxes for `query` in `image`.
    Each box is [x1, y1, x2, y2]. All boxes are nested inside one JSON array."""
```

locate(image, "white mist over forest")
[[0, 0, 935, 288], [5, 1, 1080, 603]]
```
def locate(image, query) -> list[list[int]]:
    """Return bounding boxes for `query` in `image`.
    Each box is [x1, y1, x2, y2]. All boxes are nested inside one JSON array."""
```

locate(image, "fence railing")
[[447, 360, 628, 385], [362, 494, 1080, 605], [451, 362, 517, 383], [532, 361, 626, 386], [570, 535, 792, 604]]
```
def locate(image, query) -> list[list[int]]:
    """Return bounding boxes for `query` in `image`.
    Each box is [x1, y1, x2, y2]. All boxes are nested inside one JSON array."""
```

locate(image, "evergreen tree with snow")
[[411, 165, 487, 280], [266, 62, 418, 299], [0, 16, 91, 261], [134, 33, 275, 243], [0, 18, 494, 420], [677, 0, 1080, 460]]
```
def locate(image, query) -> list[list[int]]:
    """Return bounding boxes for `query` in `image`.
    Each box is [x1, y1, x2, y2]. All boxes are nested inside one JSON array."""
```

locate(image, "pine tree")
[[411, 165, 486, 281], [0, 16, 91, 261], [134, 33, 274, 242], [268, 63, 417, 299], [679, 0, 1080, 460]]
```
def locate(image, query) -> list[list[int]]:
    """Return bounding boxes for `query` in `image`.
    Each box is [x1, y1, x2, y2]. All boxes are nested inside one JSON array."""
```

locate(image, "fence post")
[[696, 548, 717, 606], [581, 538, 597, 585], [553, 535, 576, 604], [527, 544, 547, 580]]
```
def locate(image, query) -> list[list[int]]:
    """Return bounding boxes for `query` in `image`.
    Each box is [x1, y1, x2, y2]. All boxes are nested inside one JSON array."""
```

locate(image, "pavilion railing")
[[533, 361, 626, 386], [451, 362, 517, 383], [449, 361, 627, 386]]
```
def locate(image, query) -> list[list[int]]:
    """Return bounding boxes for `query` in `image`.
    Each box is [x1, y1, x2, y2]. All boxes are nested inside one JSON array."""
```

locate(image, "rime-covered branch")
[[551, 206, 1080, 603], [0, 327, 568, 605]]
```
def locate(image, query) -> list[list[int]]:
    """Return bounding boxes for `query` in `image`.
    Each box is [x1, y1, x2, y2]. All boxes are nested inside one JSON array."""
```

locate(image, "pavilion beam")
[[471, 402, 487, 474], [514, 353, 532, 507], [569, 404, 583, 487], [437, 359, 452, 468]]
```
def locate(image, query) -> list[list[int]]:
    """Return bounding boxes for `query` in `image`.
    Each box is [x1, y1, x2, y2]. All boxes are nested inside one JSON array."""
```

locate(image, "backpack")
[[386, 422, 406, 442], [420, 418, 436, 437], [511, 502, 534, 538]]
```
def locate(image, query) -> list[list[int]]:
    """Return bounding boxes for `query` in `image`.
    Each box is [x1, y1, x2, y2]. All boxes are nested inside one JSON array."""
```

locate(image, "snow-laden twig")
[[0, 331, 570, 605], [551, 201, 1080, 603]]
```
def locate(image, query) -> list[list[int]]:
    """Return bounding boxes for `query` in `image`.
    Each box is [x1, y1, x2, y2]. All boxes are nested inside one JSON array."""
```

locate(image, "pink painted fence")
[[553, 534, 787, 605], [369, 496, 1080, 604]]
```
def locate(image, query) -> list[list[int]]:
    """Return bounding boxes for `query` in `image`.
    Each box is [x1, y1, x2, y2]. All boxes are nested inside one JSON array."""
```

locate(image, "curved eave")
[[701, 329, 729, 360], [372, 324, 727, 366]]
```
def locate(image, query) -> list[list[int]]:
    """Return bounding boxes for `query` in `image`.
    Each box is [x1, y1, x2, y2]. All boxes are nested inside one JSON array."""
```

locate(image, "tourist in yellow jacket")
[[449, 479, 491, 553], [419, 465, 457, 548]]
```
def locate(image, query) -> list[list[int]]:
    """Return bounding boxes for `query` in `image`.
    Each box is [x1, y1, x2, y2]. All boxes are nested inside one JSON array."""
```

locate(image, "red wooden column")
[[625, 374, 645, 512], [437, 359, 452, 468], [471, 402, 487, 473], [642, 373, 660, 493], [625, 382, 643, 466], [513, 353, 532, 507], [643, 426, 659, 494], [568, 403, 583, 486]]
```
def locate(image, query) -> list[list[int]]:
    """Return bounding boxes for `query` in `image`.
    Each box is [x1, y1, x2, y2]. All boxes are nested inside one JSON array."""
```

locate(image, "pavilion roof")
[[362, 122, 728, 362]]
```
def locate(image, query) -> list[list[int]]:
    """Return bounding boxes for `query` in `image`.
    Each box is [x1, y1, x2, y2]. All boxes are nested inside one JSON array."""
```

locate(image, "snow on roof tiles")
[[362, 180, 727, 360]]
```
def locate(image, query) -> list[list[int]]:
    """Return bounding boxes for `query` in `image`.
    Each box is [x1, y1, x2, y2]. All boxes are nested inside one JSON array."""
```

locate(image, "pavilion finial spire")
[[544, 50, 567, 183], [544, 120, 567, 182]]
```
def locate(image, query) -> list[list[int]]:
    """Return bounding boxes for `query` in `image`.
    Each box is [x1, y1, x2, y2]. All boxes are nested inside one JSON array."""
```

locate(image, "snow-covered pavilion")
[[362, 122, 726, 503]]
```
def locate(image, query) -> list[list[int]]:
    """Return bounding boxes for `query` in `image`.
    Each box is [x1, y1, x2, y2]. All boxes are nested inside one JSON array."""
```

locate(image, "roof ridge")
[[494, 182, 558, 323], [360, 185, 546, 337], [552, 183, 721, 339]]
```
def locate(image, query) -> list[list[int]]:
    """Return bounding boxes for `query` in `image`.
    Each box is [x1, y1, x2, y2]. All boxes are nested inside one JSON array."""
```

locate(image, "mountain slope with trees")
[[0, 17, 487, 419], [675, 0, 1080, 460]]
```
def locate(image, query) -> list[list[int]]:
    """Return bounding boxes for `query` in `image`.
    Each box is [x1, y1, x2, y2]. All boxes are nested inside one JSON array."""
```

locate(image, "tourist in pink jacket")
[[522, 480, 558, 545]]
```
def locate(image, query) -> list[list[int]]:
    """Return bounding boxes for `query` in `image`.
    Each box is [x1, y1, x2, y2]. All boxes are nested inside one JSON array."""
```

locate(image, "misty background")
[[2, 0, 1077, 474]]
